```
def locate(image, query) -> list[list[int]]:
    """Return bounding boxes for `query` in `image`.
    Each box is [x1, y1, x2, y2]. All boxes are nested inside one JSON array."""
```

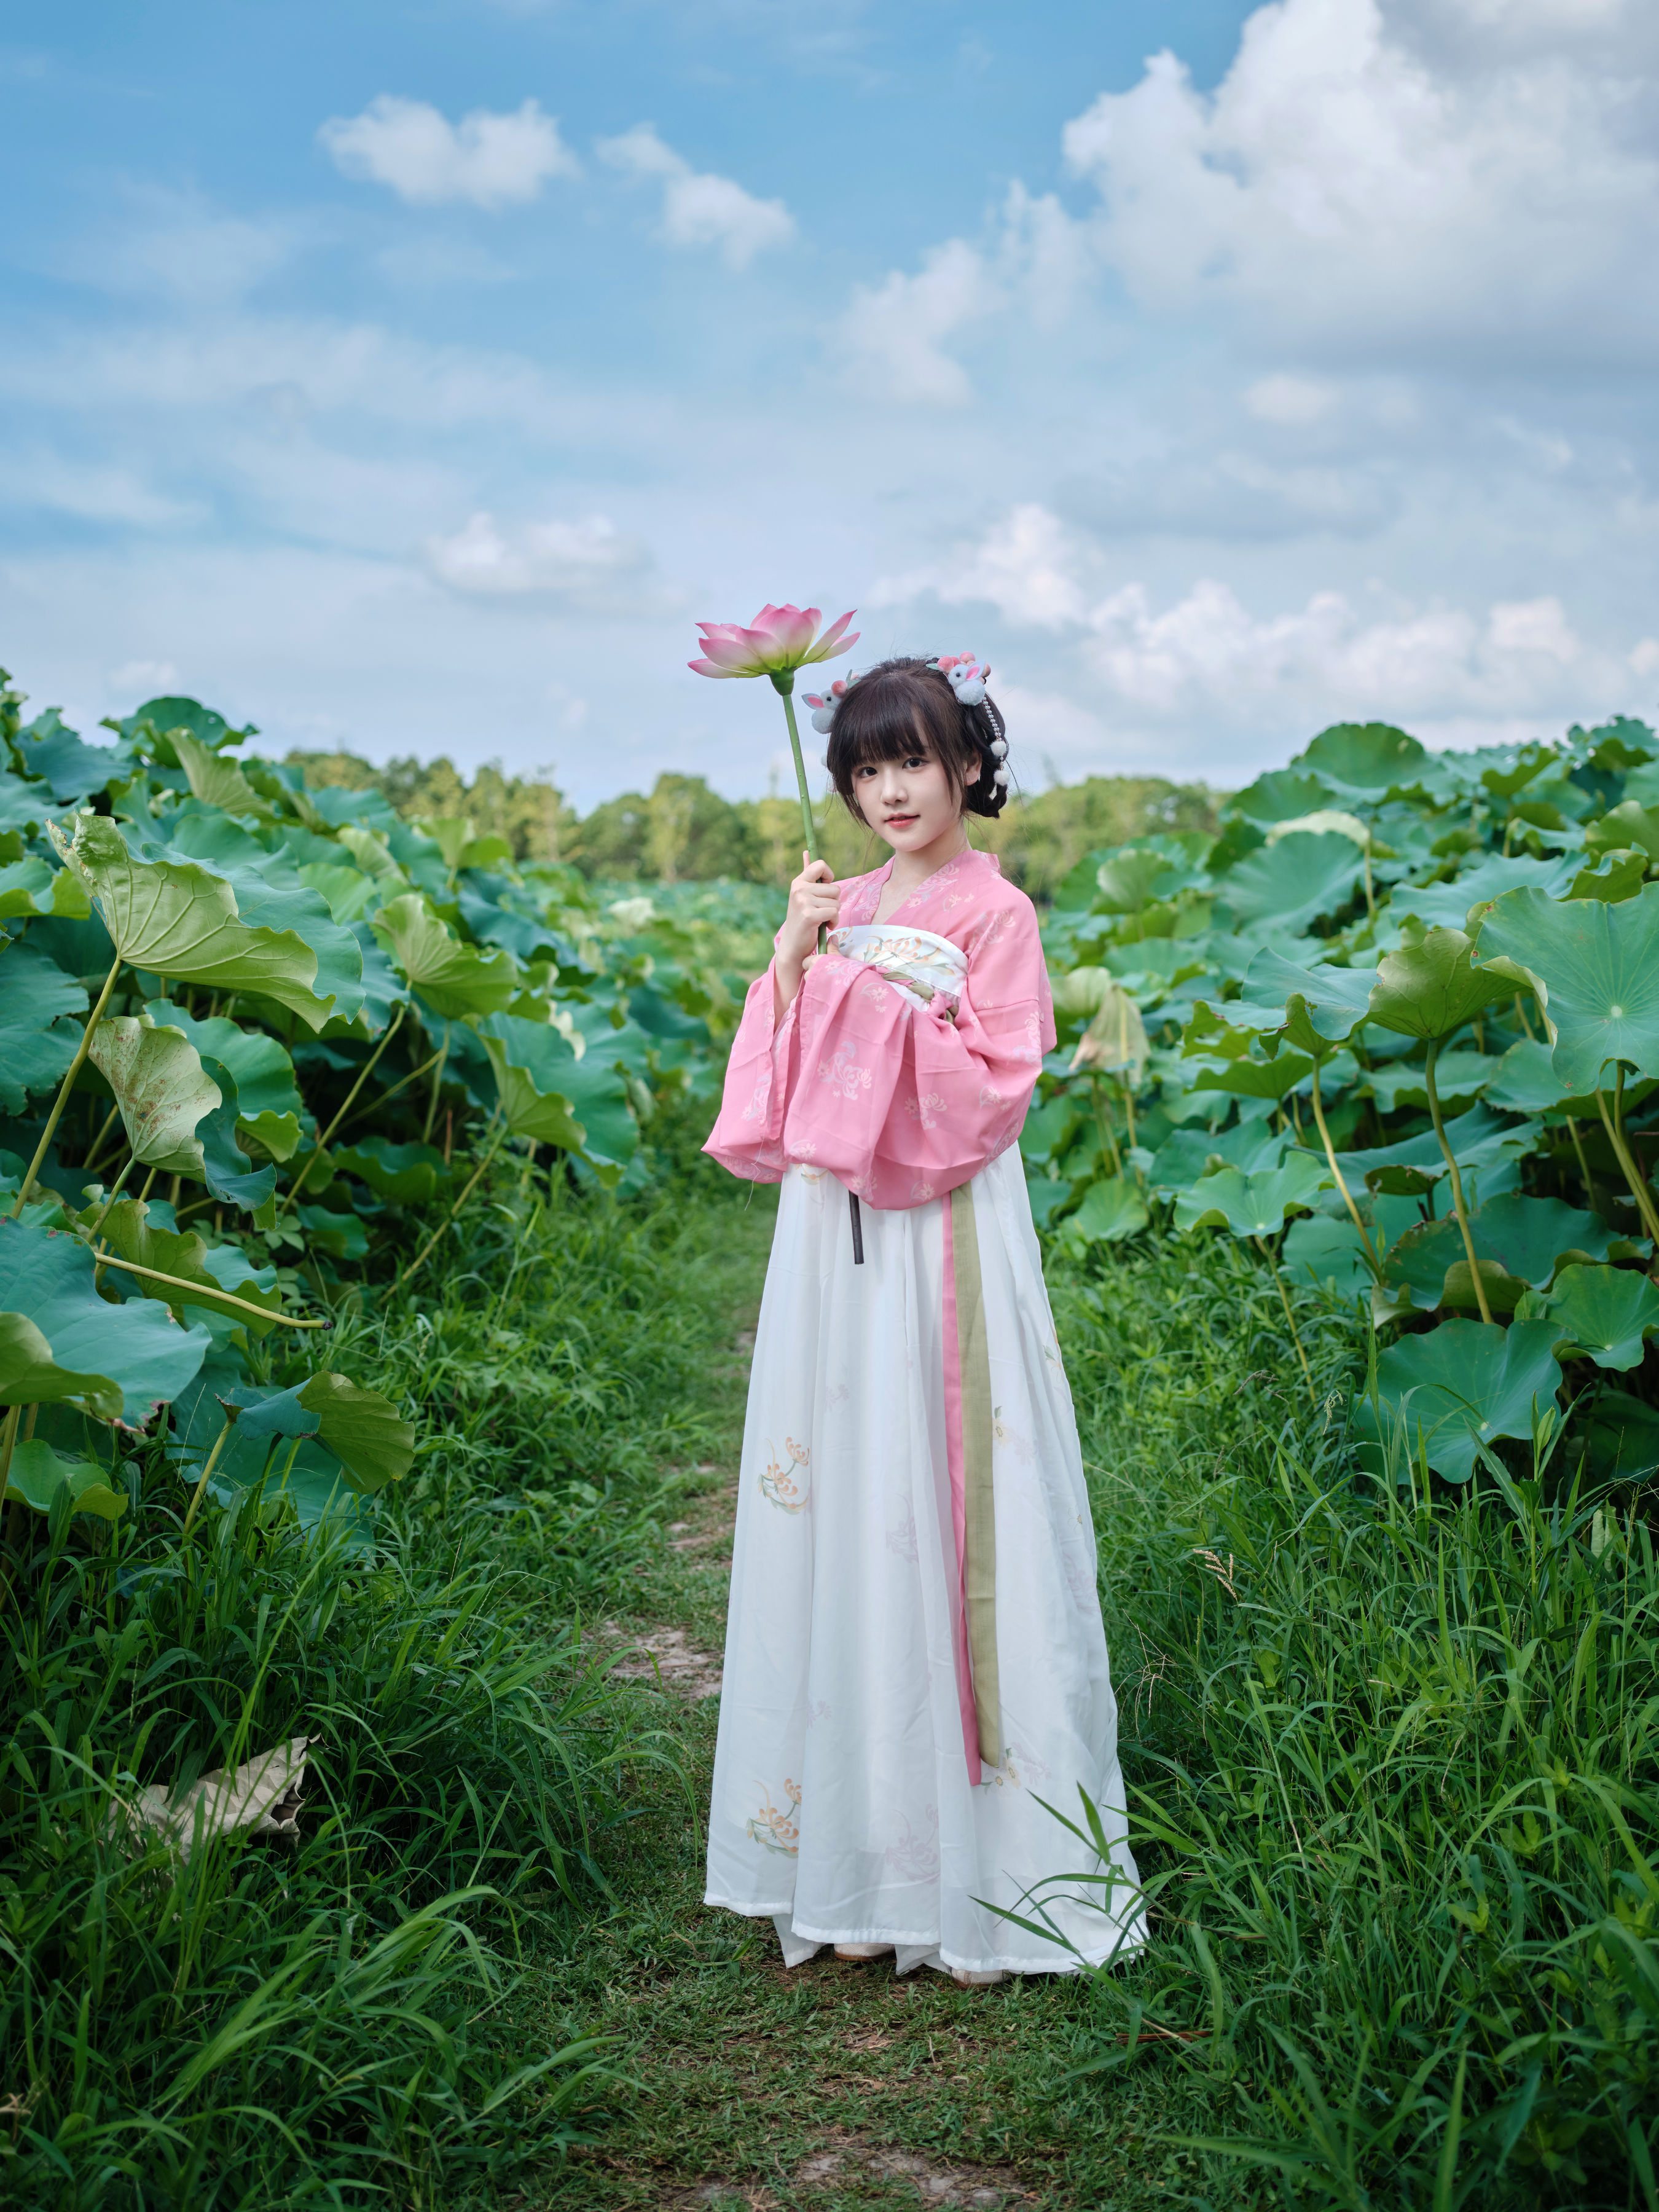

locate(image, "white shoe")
[[951, 1967, 1005, 1986], [834, 1942, 895, 1960]]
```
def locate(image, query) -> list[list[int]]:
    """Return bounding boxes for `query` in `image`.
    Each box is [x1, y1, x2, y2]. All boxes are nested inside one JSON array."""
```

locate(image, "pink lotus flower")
[[689, 603, 858, 683]]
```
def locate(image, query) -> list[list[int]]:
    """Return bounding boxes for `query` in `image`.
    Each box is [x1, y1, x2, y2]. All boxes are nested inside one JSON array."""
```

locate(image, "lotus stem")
[[80, 1099, 122, 1177], [279, 1002, 405, 1218], [1513, 994, 1536, 1042], [399, 1117, 509, 1290], [1594, 1070, 1659, 1247], [1564, 1115, 1594, 1207], [93, 1255, 326, 1327], [1424, 1037, 1494, 1325], [1360, 841, 1375, 920], [1256, 1237, 1316, 1405], [0, 1405, 19, 1494], [13, 954, 122, 1215], [1119, 1077, 1139, 1162], [337, 1043, 445, 1135], [84, 1151, 141, 1250], [181, 1415, 235, 1536], [421, 1029, 450, 1145], [1309, 1059, 1378, 1270]]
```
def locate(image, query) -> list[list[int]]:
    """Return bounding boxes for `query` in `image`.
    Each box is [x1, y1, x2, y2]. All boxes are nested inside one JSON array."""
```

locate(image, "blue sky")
[[4, 0, 1658, 808]]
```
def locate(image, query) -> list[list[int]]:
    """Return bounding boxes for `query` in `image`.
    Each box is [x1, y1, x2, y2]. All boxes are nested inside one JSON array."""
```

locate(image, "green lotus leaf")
[[1584, 1389, 1659, 1483], [1539, 1262, 1659, 1371], [1377, 1193, 1624, 1317], [116, 694, 251, 766], [1145, 1123, 1288, 1194], [457, 873, 562, 963], [1228, 768, 1333, 825], [329, 1138, 448, 1205], [1050, 967, 1116, 1018], [1337, 1102, 1535, 1195], [565, 1000, 655, 1080], [372, 893, 516, 1019], [88, 1198, 284, 1338], [1292, 722, 1429, 794], [148, 999, 303, 1123], [1477, 882, 1659, 1092], [0, 855, 92, 920], [0, 772, 59, 836], [1018, 1095, 1078, 1168], [1094, 850, 1177, 915], [1362, 1049, 1496, 1114], [197, 1056, 278, 1212], [1216, 832, 1365, 935], [1585, 799, 1659, 861], [168, 730, 270, 818], [1359, 1318, 1562, 1484], [0, 939, 88, 1113], [88, 1017, 223, 1174], [627, 984, 710, 1043], [1174, 1153, 1333, 1237], [1477, 742, 1556, 801], [154, 814, 366, 1026], [47, 812, 331, 1030], [1234, 947, 1376, 1049], [232, 1370, 413, 1491], [0, 1217, 209, 1424], [1283, 1215, 1373, 1298], [476, 1012, 637, 1168], [14, 710, 124, 801], [297, 861, 380, 925], [1190, 1048, 1317, 1100], [3, 1438, 126, 1520], [1389, 853, 1577, 933], [1567, 849, 1648, 904], [1480, 1037, 1574, 1115], [1368, 927, 1532, 1041], [295, 1203, 370, 1260], [1064, 1176, 1149, 1244]]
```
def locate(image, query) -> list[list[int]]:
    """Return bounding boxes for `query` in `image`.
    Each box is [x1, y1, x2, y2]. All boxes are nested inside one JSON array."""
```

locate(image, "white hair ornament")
[[802, 670, 860, 735]]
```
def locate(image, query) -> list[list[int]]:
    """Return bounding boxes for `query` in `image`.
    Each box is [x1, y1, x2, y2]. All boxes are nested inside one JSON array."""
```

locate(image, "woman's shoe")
[[951, 1967, 1005, 1986], [834, 1942, 894, 1960]]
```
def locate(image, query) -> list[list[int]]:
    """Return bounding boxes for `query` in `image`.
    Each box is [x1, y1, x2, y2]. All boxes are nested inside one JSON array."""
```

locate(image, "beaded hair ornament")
[[801, 654, 1010, 791]]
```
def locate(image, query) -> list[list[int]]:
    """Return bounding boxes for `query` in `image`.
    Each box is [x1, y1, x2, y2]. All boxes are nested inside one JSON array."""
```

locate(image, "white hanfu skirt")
[[704, 1148, 1146, 1977]]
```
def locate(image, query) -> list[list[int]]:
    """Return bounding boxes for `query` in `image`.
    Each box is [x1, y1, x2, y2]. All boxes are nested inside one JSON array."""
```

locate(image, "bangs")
[[823, 658, 966, 804]]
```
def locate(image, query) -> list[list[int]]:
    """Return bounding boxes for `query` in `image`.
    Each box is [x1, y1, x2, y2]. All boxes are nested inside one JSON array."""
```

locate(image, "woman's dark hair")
[[823, 656, 1011, 821]]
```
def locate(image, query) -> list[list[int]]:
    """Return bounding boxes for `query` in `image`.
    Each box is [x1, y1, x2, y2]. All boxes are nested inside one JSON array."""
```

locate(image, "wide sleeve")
[[704, 899, 1054, 1209]]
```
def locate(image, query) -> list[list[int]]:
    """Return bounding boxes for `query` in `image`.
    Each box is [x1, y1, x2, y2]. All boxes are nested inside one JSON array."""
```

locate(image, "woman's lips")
[[884, 814, 917, 828]]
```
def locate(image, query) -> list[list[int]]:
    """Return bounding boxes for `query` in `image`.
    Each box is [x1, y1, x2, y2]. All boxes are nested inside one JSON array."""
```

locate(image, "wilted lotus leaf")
[[89, 1017, 222, 1173], [1368, 926, 1534, 1041], [0, 939, 87, 1113], [1359, 1318, 1562, 1484], [1049, 967, 1115, 1018], [0, 1217, 209, 1424], [47, 812, 330, 1030], [119, 1735, 313, 1863], [1064, 1176, 1148, 1244], [1263, 809, 1369, 849], [1477, 882, 1659, 1092], [1174, 1152, 1333, 1237], [3, 1438, 126, 1520], [1538, 1263, 1659, 1371], [372, 892, 516, 1019], [1066, 979, 1149, 1083], [170, 729, 270, 818]]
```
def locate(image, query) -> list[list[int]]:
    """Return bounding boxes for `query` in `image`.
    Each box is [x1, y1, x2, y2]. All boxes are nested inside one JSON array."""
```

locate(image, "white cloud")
[[1060, 0, 1659, 361], [426, 511, 661, 610], [1245, 374, 1339, 426], [320, 96, 579, 209], [838, 239, 994, 406], [107, 659, 179, 698], [597, 125, 794, 269]]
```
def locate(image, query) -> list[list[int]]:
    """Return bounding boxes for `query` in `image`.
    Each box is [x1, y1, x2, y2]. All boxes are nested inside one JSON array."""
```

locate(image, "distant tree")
[[284, 749, 574, 861], [568, 774, 762, 882]]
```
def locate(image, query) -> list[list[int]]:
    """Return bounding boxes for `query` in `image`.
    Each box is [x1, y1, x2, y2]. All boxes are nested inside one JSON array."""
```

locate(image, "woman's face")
[[850, 742, 975, 855]]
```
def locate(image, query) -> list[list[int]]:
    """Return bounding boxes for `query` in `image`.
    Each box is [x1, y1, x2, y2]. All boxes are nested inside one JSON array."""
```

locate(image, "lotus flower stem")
[[13, 954, 122, 1216], [182, 1414, 235, 1537], [1308, 1060, 1378, 1270], [1594, 1070, 1659, 1247], [1424, 1038, 1494, 1325], [1255, 1238, 1316, 1404], [280, 1003, 406, 1219], [400, 1116, 509, 1290]]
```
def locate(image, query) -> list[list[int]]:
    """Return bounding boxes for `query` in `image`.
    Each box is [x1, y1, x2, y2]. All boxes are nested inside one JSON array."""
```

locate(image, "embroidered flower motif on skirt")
[[885, 1496, 919, 1563], [818, 1045, 873, 1099], [902, 1091, 947, 1129], [747, 1777, 802, 1855], [883, 1806, 940, 1880], [759, 1435, 810, 1513], [1002, 1742, 1051, 1790], [909, 1179, 935, 1202]]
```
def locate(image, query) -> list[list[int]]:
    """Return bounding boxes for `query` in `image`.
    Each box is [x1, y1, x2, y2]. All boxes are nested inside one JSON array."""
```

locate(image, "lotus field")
[[1032, 713, 1659, 1491]]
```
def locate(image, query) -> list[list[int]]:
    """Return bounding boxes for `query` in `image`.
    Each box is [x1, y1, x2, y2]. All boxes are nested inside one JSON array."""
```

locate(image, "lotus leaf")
[[1477, 882, 1659, 1092], [90, 1199, 283, 1337], [170, 731, 270, 818], [156, 815, 366, 1024], [372, 893, 517, 1019], [3, 1438, 126, 1520], [0, 772, 57, 836], [1145, 1123, 1288, 1194], [1229, 768, 1332, 825], [1064, 1177, 1148, 1244], [48, 812, 331, 1029], [1336, 1102, 1533, 1193], [477, 1013, 637, 1168], [1389, 853, 1576, 933], [458, 874, 560, 963], [15, 711, 124, 802], [1190, 1048, 1317, 1101], [197, 1056, 278, 1212], [1585, 799, 1659, 861], [1481, 1038, 1574, 1115], [297, 861, 380, 925], [1174, 1153, 1333, 1237], [232, 1370, 413, 1491], [1094, 850, 1179, 914], [119, 694, 250, 760], [0, 855, 92, 919], [1585, 1390, 1659, 1482], [1283, 1215, 1374, 1298], [1540, 1263, 1659, 1371], [330, 1138, 448, 1205], [0, 1217, 209, 1424], [1360, 1318, 1562, 1483], [1293, 722, 1429, 793], [1368, 927, 1532, 1041], [629, 984, 711, 1043], [296, 1202, 370, 1260], [0, 939, 87, 1113], [1216, 831, 1366, 935], [88, 1018, 223, 1175], [1567, 849, 1648, 903], [1363, 1051, 1496, 1114], [148, 999, 303, 1124], [1069, 984, 1150, 1082]]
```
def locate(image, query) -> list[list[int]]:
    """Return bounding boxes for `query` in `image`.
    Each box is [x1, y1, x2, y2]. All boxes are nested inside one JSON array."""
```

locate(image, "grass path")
[[520, 1192, 1212, 2212]]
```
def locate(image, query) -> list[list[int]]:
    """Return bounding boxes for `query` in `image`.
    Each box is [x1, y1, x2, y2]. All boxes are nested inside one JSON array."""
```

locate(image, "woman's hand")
[[775, 852, 842, 1017]]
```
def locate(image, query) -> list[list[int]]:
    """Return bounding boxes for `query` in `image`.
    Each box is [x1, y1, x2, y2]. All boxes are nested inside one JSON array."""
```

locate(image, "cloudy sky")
[[4, 0, 1658, 807]]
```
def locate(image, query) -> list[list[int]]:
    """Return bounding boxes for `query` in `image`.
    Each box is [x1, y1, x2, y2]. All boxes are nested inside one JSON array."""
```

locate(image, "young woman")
[[702, 654, 1144, 1985]]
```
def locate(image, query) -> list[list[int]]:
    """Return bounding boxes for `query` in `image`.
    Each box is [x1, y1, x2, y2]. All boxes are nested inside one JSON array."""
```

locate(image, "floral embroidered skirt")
[[704, 1148, 1146, 1977]]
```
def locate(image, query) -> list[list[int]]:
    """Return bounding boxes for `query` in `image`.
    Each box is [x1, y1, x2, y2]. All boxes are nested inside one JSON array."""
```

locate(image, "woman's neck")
[[882, 821, 970, 903]]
